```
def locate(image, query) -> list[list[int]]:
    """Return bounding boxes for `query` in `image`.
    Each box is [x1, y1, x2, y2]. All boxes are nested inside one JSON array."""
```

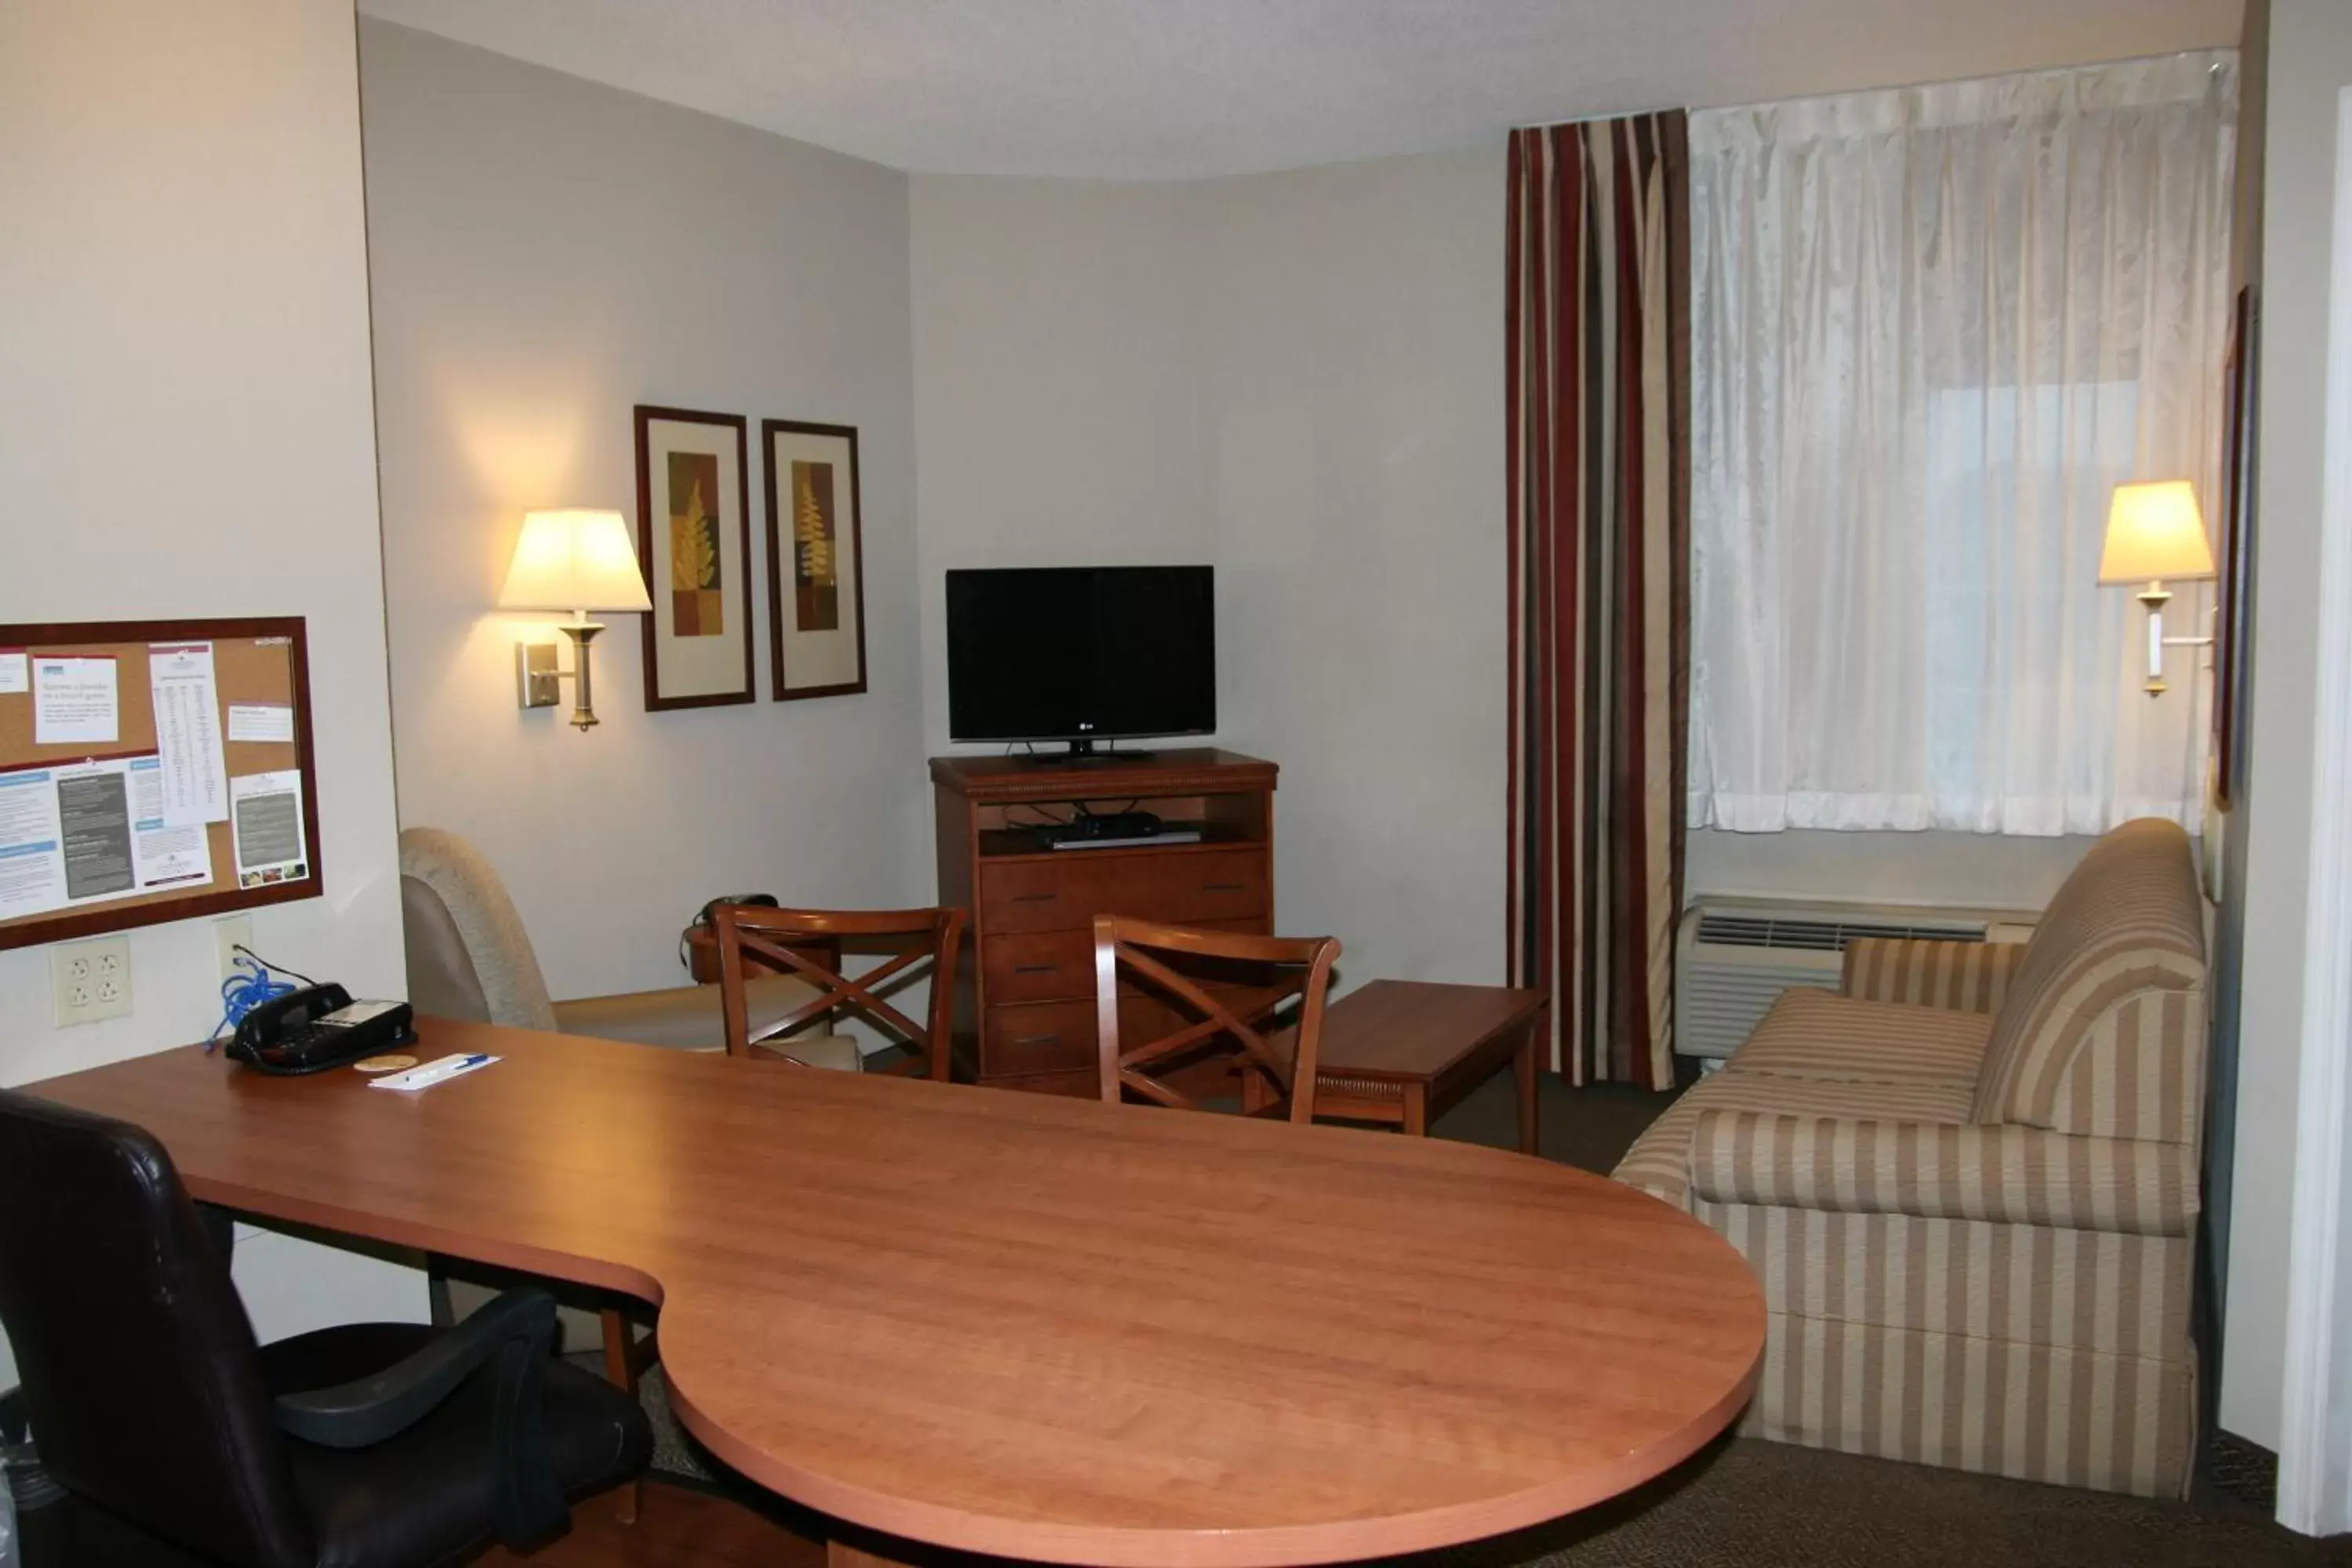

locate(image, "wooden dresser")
[[931, 750, 1276, 1096]]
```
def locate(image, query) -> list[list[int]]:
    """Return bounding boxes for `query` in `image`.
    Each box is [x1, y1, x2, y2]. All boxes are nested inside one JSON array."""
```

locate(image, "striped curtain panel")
[[1505, 114, 1692, 1090]]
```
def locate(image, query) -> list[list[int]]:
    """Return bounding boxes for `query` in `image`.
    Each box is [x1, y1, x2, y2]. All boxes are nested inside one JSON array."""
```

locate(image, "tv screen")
[[946, 566, 1215, 746]]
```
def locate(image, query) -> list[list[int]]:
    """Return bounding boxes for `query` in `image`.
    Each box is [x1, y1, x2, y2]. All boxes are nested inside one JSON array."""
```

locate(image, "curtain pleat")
[[1507, 113, 1690, 1091]]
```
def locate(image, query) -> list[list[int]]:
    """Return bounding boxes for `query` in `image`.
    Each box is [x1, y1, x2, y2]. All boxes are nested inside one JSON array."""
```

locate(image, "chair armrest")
[[1840, 937, 2024, 1013], [1686, 1110, 2197, 1237], [274, 1287, 565, 1546]]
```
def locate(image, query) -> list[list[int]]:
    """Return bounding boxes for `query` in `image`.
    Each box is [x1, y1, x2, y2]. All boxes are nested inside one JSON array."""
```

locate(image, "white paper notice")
[[127, 754, 212, 891], [0, 651, 27, 695], [51, 759, 139, 903], [225, 703, 296, 744], [230, 769, 308, 888], [149, 643, 228, 826], [0, 766, 67, 918], [33, 656, 118, 746]]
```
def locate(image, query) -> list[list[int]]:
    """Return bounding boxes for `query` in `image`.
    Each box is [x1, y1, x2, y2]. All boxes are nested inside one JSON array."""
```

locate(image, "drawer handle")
[[1012, 1033, 1062, 1046], [1012, 963, 1059, 975], [1010, 892, 1058, 904], [1201, 881, 1247, 892]]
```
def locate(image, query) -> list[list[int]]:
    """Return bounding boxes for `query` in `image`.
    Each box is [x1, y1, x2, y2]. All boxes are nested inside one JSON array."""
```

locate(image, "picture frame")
[[762, 419, 869, 702], [2214, 287, 2258, 809], [635, 405, 755, 711]]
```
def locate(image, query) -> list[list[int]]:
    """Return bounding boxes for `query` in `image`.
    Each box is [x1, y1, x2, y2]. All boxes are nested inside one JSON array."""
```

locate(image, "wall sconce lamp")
[[497, 509, 652, 730], [2100, 480, 2216, 698]]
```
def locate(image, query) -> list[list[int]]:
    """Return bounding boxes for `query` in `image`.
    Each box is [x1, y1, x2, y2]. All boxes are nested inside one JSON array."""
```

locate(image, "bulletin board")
[[0, 617, 323, 952]]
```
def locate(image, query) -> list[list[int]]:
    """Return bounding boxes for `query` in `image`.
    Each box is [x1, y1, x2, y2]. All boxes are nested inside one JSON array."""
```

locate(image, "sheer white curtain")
[[1687, 53, 2237, 836]]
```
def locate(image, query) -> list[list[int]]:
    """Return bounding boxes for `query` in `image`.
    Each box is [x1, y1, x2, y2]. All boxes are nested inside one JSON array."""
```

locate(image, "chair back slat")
[[1092, 916, 1341, 1121], [713, 904, 967, 1079]]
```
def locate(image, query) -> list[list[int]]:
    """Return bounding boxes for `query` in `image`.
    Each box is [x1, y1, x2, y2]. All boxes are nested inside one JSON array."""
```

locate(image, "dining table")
[[21, 1016, 1765, 1568]]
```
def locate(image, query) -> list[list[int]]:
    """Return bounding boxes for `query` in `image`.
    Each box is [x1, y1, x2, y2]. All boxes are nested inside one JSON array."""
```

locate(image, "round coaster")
[[352, 1054, 419, 1074]]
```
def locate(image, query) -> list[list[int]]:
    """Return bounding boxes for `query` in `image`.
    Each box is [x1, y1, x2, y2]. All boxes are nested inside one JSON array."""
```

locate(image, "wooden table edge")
[[667, 1349, 1762, 1568], [172, 1171, 668, 1310]]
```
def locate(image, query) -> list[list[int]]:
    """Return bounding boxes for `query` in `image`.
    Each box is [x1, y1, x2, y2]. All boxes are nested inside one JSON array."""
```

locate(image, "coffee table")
[[1306, 979, 1548, 1152]]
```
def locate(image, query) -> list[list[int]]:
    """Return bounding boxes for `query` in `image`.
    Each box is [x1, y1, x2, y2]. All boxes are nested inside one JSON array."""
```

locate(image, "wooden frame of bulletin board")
[[0, 617, 323, 952]]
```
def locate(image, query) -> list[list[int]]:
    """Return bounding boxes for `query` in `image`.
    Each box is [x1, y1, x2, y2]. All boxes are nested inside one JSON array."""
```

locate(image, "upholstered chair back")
[[397, 826, 559, 1032], [1971, 818, 2206, 1143]]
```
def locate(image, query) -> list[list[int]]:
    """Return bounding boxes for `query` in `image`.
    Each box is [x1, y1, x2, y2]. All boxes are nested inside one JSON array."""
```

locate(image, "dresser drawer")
[[981, 916, 1270, 1006], [977, 850, 1269, 935], [982, 999, 1106, 1076]]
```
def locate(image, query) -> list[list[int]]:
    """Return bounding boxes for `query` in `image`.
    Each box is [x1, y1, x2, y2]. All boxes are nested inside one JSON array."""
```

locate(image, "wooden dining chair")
[[1091, 916, 1341, 1122], [712, 902, 967, 1080]]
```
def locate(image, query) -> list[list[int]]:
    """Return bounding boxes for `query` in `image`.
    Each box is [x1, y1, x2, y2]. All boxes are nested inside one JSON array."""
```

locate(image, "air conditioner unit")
[[1675, 898, 2038, 1062]]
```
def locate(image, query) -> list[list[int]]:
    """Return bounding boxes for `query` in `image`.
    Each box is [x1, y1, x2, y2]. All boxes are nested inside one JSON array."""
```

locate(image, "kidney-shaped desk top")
[[25, 1018, 1762, 1568]]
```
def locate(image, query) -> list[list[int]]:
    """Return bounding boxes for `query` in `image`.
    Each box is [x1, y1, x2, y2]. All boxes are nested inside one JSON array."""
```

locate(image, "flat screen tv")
[[946, 566, 1214, 756]]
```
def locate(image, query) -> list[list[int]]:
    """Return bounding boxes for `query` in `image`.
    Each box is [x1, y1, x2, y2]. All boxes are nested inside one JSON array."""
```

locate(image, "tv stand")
[[1017, 740, 1157, 764], [931, 749, 1276, 1097]]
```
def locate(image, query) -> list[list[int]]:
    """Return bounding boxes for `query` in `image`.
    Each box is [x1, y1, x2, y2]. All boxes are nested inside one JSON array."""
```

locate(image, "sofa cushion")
[[1723, 989, 1990, 1089], [1972, 820, 2205, 1131], [1613, 1067, 1976, 1210]]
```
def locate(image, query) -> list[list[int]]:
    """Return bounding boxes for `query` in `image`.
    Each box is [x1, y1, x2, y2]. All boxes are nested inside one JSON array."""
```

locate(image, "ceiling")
[[358, 0, 2245, 180]]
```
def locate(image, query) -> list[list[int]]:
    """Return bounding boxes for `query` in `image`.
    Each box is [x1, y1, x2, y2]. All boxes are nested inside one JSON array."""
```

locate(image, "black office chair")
[[0, 1088, 652, 1567]]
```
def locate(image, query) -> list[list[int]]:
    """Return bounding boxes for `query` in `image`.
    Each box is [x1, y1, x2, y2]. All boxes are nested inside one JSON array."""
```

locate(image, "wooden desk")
[[24, 1018, 1762, 1568], [1308, 980, 1548, 1152]]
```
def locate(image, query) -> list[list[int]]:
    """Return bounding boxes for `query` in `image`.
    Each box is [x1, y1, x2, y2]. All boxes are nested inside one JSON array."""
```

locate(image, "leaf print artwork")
[[666, 452, 723, 637]]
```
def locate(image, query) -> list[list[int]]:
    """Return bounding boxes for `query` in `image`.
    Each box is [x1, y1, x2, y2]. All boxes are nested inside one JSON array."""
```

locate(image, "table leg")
[[1516, 1007, 1544, 1156], [1402, 1082, 1428, 1136]]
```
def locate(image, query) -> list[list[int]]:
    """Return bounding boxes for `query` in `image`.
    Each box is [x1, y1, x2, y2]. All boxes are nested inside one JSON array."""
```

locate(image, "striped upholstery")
[[1842, 937, 2027, 1014], [1971, 820, 2205, 1129], [1613, 818, 2208, 1498], [1613, 1067, 1973, 1211], [1687, 1112, 2197, 1236], [1694, 1203, 2191, 1352], [1735, 1309, 2196, 1497], [1722, 989, 1988, 1087]]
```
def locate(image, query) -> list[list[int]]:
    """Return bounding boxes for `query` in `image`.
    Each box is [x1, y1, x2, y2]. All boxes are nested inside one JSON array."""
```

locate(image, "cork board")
[[0, 618, 322, 951]]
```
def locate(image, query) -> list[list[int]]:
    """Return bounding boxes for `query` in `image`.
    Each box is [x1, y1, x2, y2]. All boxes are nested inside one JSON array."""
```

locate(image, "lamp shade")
[[497, 510, 652, 613], [2098, 481, 2216, 585]]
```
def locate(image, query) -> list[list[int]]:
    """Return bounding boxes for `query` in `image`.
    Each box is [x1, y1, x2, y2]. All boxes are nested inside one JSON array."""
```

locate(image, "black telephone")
[[680, 892, 779, 972], [227, 983, 416, 1076]]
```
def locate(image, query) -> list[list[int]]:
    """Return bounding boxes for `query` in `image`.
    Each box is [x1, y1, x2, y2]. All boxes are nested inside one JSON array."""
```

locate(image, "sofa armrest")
[[1686, 1109, 2196, 1237], [1841, 937, 2024, 1013]]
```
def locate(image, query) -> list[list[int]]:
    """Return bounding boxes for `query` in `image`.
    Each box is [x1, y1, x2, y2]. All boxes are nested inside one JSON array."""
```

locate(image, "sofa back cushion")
[[1972, 819, 2205, 1139]]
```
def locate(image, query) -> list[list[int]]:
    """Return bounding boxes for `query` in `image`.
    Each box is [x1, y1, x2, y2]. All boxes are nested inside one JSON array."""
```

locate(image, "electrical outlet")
[[52, 935, 132, 1026], [214, 913, 254, 982]]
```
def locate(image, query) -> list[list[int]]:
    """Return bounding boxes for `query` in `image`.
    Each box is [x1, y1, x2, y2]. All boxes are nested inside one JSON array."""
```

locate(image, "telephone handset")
[[227, 983, 416, 1076]]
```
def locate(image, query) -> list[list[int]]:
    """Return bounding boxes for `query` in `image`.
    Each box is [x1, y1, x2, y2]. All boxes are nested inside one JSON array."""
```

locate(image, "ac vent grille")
[[1693, 914, 1987, 953]]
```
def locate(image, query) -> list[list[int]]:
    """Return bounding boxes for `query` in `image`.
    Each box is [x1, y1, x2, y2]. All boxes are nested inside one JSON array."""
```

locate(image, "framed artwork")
[[763, 419, 868, 701], [2214, 287, 2259, 809], [636, 405, 754, 710]]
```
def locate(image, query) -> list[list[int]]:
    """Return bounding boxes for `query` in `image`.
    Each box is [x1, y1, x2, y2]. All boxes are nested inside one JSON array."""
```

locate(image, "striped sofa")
[[1614, 818, 2207, 1497]]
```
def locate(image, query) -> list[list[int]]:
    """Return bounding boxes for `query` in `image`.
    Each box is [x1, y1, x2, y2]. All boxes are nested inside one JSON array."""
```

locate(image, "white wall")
[[361, 20, 926, 1000], [913, 148, 2098, 997], [2223, 0, 2352, 1456], [0, 0, 420, 1378], [912, 150, 1509, 990]]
